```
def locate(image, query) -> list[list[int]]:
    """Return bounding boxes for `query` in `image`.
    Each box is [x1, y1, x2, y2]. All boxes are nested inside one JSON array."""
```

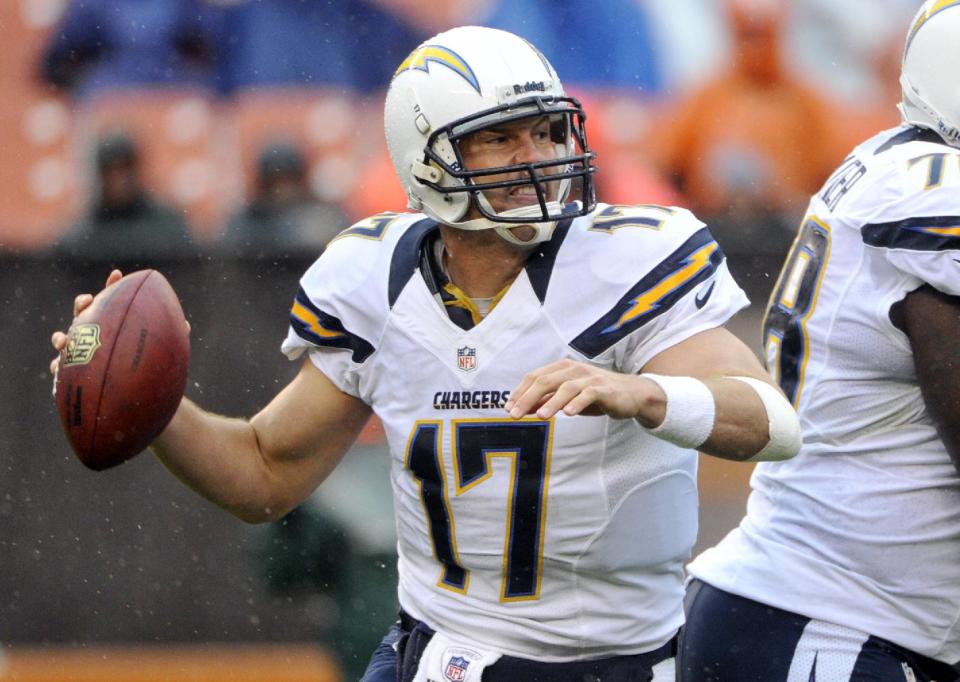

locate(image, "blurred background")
[[0, 0, 921, 679]]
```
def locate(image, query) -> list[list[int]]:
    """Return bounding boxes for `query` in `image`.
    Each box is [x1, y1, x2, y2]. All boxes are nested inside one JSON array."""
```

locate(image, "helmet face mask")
[[384, 26, 597, 245], [424, 97, 595, 225]]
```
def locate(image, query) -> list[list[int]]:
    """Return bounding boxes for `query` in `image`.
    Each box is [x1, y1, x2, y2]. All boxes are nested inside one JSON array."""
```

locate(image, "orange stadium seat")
[[223, 87, 383, 227], [70, 89, 229, 242]]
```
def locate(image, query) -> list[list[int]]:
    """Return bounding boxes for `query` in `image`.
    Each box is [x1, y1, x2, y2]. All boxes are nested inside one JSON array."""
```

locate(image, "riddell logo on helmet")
[[937, 119, 960, 143], [513, 81, 546, 95]]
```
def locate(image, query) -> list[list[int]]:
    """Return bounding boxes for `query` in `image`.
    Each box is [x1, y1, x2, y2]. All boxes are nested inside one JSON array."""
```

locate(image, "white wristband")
[[727, 376, 802, 461], [640, 374, 716, 449]]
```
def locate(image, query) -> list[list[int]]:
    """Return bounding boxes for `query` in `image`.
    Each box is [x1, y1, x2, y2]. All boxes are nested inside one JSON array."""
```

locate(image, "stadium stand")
[[0, 1, 77, 250], [222, 87, 381, 221], [70, 89, 226, 241]]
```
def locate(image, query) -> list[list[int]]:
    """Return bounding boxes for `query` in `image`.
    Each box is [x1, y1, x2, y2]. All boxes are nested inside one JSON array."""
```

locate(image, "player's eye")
[[470, 130, 508, 147]]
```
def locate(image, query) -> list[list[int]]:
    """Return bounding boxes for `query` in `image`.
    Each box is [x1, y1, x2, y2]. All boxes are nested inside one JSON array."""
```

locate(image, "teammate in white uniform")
[[51, 26, 800, 682], [682, 3, 960, 680]]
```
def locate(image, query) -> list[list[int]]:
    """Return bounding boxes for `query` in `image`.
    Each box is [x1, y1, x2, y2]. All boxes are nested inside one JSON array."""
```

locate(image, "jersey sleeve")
[[616, 257, 748, 374], [860, 179, 960, 297], [281, 279, 372, 399], [280, 214, 402, 399], [557, 205, 749, 373]]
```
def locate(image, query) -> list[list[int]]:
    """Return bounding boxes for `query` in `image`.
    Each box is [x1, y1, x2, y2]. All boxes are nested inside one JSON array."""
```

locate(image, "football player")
[[680, 2, 960, 680], [51, 26, 800, 682]]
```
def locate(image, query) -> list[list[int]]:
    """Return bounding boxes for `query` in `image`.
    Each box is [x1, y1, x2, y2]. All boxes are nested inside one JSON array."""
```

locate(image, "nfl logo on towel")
[[457, 346, 477, 372], [444, 655, 469, 681]]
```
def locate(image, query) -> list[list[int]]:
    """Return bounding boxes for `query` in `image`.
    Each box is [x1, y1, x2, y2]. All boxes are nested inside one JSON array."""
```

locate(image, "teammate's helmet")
[[384, 26, 597, 246], [900, 0, 960, 146]]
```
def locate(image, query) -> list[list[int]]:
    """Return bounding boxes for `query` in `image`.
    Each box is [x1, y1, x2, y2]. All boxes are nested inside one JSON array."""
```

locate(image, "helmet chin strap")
[[446, 204, 560, 247], [443, 193, 562, 246]]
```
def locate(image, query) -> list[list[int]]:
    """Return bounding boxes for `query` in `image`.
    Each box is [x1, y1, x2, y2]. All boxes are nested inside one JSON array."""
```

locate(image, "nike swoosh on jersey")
[[695, 282, 716, 309]]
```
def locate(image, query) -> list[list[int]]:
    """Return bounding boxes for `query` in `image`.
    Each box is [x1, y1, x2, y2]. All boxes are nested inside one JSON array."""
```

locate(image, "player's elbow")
[[750, 411, 802, 461], [222, 484, 298, 524], [748, 393, 802, 462], [729, 376, 803, 462], [230, 500, 291, 524]]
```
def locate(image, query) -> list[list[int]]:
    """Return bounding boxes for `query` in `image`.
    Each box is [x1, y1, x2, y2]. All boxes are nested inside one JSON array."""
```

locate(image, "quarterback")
[[51, 27, 800, 682], [681, 2, 960, 680]]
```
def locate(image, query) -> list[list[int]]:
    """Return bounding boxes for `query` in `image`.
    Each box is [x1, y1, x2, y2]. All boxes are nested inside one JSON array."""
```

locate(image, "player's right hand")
[[505, 358, 660, 421], [49, 269, 124, 376]]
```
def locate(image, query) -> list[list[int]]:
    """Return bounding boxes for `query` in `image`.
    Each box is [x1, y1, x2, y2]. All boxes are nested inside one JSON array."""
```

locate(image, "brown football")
[[55, 269, 190, 470]]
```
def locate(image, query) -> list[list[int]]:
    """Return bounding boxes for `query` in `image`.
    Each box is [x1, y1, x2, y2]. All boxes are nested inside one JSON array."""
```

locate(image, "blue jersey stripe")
[[861, 216, 960, 251], [525, 207, 579, 304], [388, 218, 439, 308]]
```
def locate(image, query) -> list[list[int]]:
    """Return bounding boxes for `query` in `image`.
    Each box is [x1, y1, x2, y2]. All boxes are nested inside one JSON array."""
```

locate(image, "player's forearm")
[[150, 397, 288, 523], [638, 374, 801, 462]]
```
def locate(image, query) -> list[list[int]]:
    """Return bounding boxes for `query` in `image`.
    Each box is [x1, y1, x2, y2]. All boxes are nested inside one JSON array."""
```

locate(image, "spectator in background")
[[40, 0, 224, 100], [650, 0, 839, 262], [220, 141, 348, 258], [57, 131, 193, 260]]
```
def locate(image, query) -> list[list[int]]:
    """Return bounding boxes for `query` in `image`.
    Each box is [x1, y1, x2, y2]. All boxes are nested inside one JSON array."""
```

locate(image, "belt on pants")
[[397, 609, 677, 682]]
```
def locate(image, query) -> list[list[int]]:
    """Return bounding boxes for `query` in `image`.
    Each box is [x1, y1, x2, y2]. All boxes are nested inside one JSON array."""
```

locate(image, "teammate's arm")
[[890, 284, 960, 473], [51, 272, 372, 524], [506, 327, 799, 462]]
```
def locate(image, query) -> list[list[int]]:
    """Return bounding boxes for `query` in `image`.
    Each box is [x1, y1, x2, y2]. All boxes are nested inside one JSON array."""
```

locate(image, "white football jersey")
[[282, 202, 747, 660], [689, 125, 960, 663]]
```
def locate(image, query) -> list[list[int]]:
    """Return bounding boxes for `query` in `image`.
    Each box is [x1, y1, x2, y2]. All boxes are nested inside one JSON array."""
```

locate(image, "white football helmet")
[[900, 0, 960, 146], [384, 26, 596, 246]]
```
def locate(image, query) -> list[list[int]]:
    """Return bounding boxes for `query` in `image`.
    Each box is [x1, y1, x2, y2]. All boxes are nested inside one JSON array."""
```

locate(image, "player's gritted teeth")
[[487, 178, 559, 212]]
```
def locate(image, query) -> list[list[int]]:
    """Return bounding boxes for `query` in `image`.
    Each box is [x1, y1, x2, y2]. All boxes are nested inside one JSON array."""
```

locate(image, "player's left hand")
[[505, 359, 660, 421], [49, 269, 124, 376]]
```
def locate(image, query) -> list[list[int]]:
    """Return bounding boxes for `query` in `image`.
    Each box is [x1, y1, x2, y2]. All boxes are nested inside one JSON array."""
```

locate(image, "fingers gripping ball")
[[55, 270, 190, 470]]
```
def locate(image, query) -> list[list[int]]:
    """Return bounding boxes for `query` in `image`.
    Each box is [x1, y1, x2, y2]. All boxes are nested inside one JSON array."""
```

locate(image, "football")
[[55, 269, 190, 470]]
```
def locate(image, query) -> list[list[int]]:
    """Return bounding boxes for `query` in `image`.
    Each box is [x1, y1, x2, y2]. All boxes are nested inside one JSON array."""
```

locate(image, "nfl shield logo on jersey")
[[457, 346, 477, 372], [444, 655, 469, 681]]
